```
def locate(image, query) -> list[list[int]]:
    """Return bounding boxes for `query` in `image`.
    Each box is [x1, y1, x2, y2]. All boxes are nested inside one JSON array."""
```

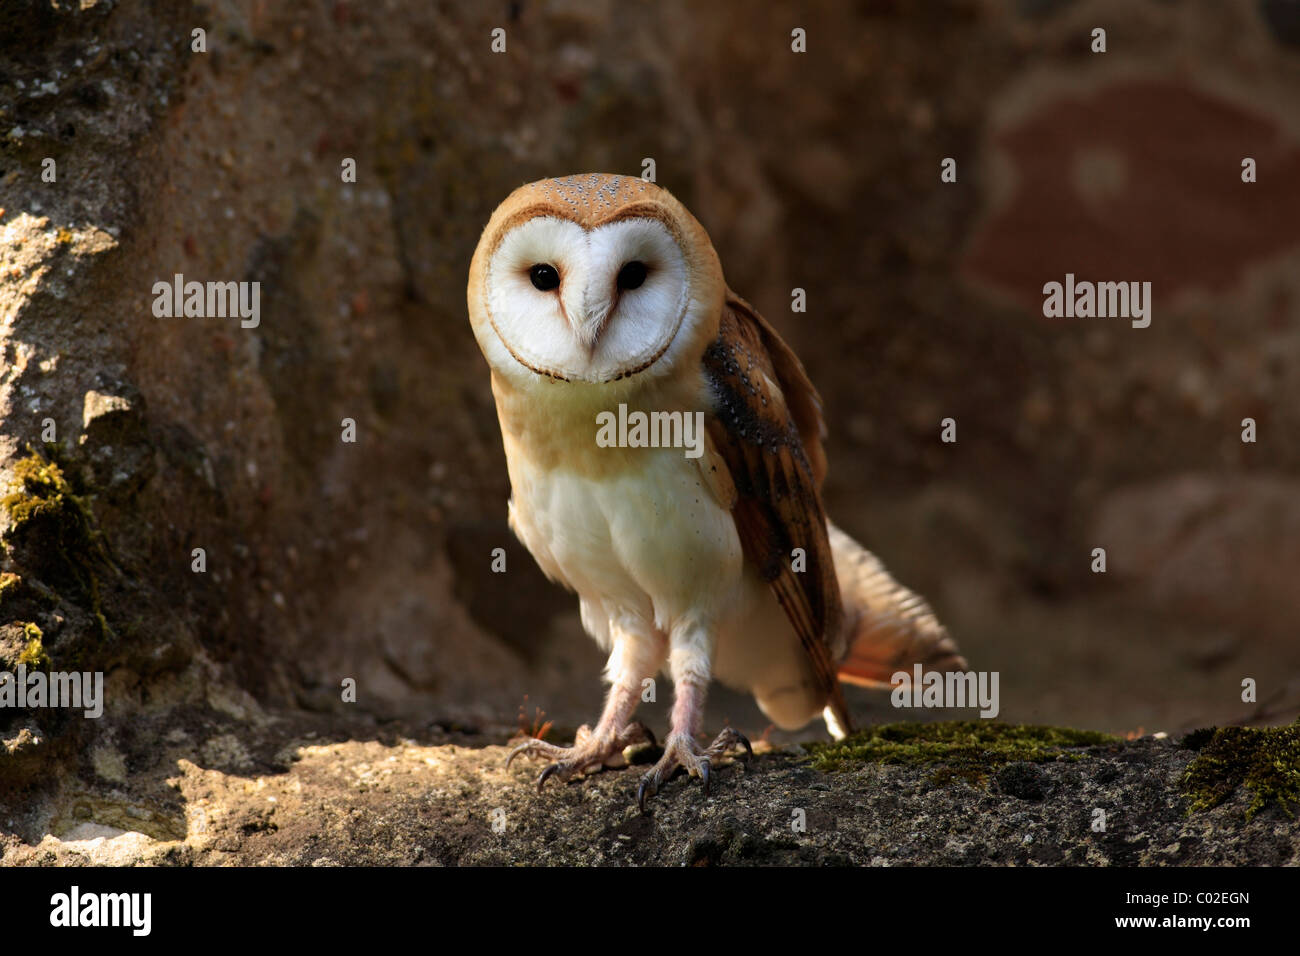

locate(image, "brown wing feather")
[[723, 293, 829, 489], [829, 522, 969, 687], [702, 290, 851, 733]]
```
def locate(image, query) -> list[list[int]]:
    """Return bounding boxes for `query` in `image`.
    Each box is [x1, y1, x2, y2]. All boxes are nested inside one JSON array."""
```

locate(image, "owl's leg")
[[507, 614, 665, 792], [637, 620, 752, 811]]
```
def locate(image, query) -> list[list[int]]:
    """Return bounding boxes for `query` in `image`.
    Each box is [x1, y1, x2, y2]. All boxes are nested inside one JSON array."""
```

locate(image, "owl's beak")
[[571, 291, 613, 354], [573, 315, 609, 353]]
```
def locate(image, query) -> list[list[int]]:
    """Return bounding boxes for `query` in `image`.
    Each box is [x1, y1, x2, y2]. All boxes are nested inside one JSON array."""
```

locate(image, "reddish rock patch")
[[963, 80, 1300, 310]]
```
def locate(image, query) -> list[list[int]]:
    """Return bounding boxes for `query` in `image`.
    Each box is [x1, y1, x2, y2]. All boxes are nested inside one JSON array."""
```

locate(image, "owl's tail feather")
[[827, 522, 968, 690]]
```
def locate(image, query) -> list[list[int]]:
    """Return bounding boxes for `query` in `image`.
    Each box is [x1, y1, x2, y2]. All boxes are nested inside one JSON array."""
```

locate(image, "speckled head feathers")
[[475, 174, 704, 256], [518, 174, 659, 226]]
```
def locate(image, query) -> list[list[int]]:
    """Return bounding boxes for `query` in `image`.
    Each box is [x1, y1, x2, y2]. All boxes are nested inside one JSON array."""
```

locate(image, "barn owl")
[[467, 174, 966, 809]]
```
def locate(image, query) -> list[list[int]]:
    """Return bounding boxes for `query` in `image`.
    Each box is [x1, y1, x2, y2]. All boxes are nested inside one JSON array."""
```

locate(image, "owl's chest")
[[502, 438, 744, 623]]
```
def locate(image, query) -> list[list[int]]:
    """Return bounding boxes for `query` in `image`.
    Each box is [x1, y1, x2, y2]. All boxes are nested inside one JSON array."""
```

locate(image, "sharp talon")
[[736, 732, 753, 763], [637, 777, 652, 813], [538, 763, 561, 793], [700, 759, 712, 797], [505, 742, 531, 770]]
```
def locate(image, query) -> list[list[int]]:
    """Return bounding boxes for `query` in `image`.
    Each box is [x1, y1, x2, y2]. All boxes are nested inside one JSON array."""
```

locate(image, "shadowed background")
[[2, 0, 1299, 803]]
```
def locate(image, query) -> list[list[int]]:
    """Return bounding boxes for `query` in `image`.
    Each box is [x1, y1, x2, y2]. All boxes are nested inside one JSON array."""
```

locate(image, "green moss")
[[1181, 720, 1300, 820], [4, 454, 77, 526], [805, 721, 1117, 784], [1, 449, 115, 641], [18, 621, 48, 669]]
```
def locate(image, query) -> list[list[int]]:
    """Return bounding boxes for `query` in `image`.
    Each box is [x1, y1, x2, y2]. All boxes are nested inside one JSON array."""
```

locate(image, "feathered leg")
[[507, 617, 665, 790], [636, 621, 752, 811]]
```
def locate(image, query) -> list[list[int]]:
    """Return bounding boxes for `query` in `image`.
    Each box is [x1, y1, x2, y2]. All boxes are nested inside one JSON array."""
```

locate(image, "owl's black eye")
[[617, 261, 647, 290], [529, 263, 560, 291]]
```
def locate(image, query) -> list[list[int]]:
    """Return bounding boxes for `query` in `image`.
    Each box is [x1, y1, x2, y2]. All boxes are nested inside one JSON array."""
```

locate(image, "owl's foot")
[[637, 727, 752, 812], [507, 721, 657, 792]]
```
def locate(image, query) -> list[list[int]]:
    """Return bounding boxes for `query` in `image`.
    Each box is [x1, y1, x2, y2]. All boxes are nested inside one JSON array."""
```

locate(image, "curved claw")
[[637, 775, 655, 814], [537, 763, 562, 793], [735, 731, 753, 764], [505, 741, 534, 771], [699, 758, 712, 798]]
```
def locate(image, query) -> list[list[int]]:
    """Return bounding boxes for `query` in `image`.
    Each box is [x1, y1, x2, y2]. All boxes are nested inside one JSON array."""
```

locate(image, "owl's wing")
[[828, 521, 968, 687], [701, 290, 851, 733]]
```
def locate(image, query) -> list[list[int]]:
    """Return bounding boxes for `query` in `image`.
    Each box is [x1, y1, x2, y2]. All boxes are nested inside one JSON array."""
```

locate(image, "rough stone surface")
[[3, 710, 1296, 867], [2, 0, 1299, 864]]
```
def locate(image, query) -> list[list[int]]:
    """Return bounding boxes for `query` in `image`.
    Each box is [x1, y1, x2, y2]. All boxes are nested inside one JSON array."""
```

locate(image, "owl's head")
[[467, 175, 724, 387]]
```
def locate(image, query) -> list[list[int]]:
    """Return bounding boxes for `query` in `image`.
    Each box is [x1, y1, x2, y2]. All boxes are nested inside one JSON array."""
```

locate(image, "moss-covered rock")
[[3, 718, 1295, 866], [1, 450, 115, 641], [1182, 720, 1300, 820], [804, 720, 1117, 784], [17, 622, 48, 669]]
